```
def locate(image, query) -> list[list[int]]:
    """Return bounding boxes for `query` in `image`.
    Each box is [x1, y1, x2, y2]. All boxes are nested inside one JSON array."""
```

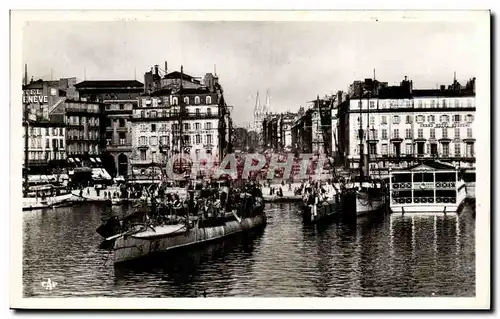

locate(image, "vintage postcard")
[[9, 10, 490, 310]]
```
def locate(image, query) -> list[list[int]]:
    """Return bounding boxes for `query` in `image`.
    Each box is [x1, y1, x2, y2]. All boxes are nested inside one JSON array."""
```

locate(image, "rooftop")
[[412, 89, 475, 98], [145, 86, 212, 97], [164, 71, 198, 82], [74, 80, 144, 89], [405, 160, 457, 171]]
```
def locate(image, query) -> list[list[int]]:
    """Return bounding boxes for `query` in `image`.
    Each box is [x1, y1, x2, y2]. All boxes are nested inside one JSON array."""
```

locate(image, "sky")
[[22, 20, 478, 126]]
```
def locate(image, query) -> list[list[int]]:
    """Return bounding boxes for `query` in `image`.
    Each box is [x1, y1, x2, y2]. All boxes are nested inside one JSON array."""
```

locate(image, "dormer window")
[[195, 96, 200, 105], [184, 97, 189, 105], [206, 96, 212, 104], [172, 97, 178, 105]]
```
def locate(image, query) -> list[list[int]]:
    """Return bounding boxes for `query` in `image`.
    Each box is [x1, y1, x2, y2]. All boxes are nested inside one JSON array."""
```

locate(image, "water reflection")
[[114, 230, 264, 297], [22, 203, 475, 297]]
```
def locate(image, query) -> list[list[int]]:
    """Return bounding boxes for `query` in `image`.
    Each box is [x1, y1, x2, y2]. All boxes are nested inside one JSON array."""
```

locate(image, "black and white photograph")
[[9, 10, 490, 310]]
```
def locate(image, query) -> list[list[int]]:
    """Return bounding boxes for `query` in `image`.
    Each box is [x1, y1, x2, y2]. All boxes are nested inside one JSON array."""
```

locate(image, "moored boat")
[[344, 179, 387, 217], [111, 186, 266, 265], [389, 160, 468, 214], [22, 184, 74, 211], [302, 183, 343, 224]]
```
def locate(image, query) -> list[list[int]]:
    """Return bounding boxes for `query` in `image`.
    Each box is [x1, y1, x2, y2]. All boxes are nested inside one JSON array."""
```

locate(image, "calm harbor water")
[[23, 203, 475, 297]]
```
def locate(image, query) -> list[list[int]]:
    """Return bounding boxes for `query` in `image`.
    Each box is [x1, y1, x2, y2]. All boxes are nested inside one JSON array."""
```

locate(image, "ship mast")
[[23, 63, 29, 197], [366, 86, 371, 180], [178, 65, 184, 154], [316, 95, 341, 193], [358, 90, 365, 183]]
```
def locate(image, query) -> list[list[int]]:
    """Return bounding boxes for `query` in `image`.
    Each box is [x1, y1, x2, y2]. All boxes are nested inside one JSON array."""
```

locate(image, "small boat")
[[301, 183, 343, 224], [22, 184, 74, 211], [389, 160, 468, 214], [344, 178, 388, 217], [111, 188, 267, 265], [302, 197, 342, 224]]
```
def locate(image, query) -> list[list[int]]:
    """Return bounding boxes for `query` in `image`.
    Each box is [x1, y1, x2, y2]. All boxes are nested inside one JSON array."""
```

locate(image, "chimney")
[[440, 85, 445, 91], [164, 61, 168, 75], [24, 64, 27, 86], [154, 65, 159, 76]]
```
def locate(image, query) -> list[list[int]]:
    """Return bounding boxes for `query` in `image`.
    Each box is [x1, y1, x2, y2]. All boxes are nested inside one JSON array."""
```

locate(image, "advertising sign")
[[23, 89, 48, 104]]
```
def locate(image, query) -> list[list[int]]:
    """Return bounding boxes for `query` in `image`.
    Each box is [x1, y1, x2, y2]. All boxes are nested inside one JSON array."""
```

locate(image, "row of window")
[[366, 114, 474, 125], [142, 96, 213, 107], [26, 151, 66, 161], [67, 143, 99, 155], [360, 142, 475, 157], [360, 127, 473, 140], [361, 98, 474, 109], [105, 103, 130, 110], [66, 104, 100, 113], [29, 127, 64, 137], [106, 137, 127, 146], [106, 118, 128, 128], [138, 134, 214, 147], [138, 122, 214, 133], [29, 138, 64, 149], [67, 116, 100, 126], [138, 107, 214, 118], [67, 129, 99, 140]]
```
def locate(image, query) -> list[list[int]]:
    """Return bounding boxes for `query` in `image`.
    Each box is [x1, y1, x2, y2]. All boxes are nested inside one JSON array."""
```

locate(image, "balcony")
[[65, 107, 100, 114], [131, 111, 219, 122], [66, 123, 84, 128], [106, 144, 131, 151], [130, 158, 154, 166]]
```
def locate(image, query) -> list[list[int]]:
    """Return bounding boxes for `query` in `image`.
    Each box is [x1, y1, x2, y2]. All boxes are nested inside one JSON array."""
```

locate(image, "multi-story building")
[[281, 113, 295, 151], [50, 99, 104, 161], [22, 117, 66, 174], [64, 100, 104, 158], [262, 112, 297, 151], [23, 76, 78, 121], [74, 80, 144, 177], [291, 107, 312, 153], [330, 91, 349, 162], [130, 66, 232, 179], [290, 97, 333, 155], [21, 75, 76, 173], [345, 76, 476, 176]]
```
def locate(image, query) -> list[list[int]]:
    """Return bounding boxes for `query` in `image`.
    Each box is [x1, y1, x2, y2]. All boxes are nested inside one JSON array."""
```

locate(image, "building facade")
[[22, 119, 66, 174], [21, 76, 78, 173], [62, 100, 104, 157], [330, 91, 349, 162], [130, 66, 232, 180], [262, 112, 296, 152], [74, 80, 144, 177], [290, 97, 333, 155], [23, 77, 78, 121], [346, 77, 476, 176]]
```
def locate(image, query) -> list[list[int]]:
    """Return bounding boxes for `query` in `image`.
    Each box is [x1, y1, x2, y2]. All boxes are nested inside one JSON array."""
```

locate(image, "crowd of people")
[[119, 181, 265, 229]]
